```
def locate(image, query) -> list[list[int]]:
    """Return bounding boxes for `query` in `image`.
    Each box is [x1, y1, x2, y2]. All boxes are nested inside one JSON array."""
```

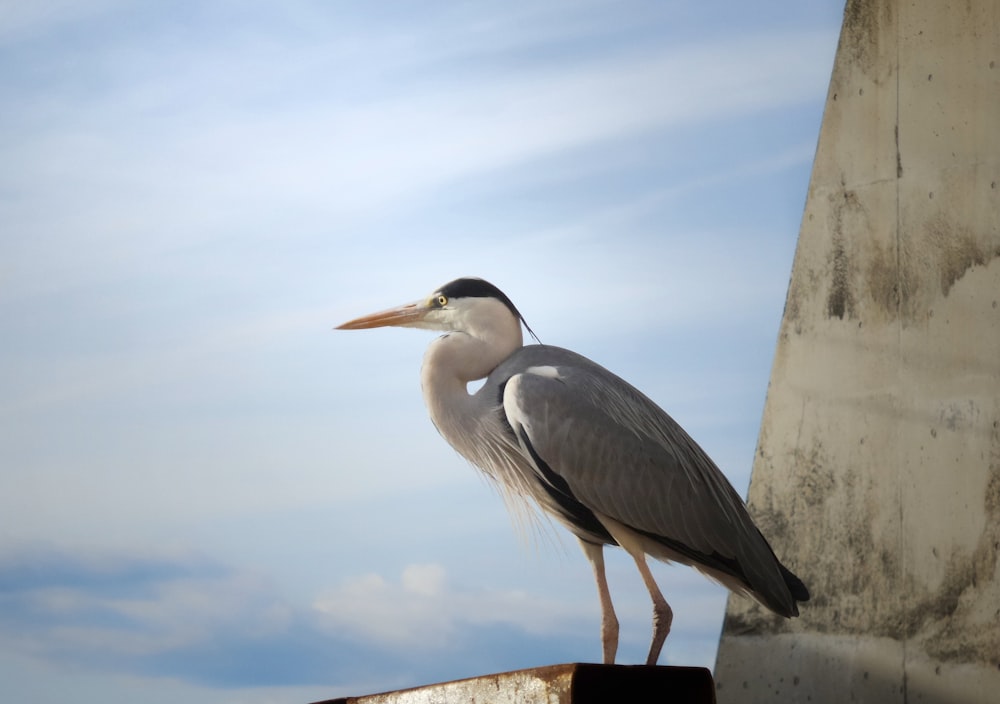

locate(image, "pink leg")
[[631, 552, 673, 665], [579, 540, 619, 664]]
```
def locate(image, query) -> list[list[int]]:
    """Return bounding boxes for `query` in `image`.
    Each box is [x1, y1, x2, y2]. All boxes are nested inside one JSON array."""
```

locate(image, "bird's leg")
[[630, 552, 673, 666], [579, 539, 619, 664]]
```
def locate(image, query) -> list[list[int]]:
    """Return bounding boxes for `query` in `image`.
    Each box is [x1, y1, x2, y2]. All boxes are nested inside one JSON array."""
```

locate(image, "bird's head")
[[336, 277, 538, 342]]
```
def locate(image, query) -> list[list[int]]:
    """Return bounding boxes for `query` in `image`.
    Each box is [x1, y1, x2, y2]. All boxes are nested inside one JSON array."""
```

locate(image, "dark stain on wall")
[[842, 0, 890, 80], [825, 188, 865, 320]]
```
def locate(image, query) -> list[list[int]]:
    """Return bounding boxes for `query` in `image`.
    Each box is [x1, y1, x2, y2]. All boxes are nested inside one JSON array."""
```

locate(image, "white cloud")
[[313, 563, 589, 649], [400, 563, 446, 596], [0, 546, 284, 660]]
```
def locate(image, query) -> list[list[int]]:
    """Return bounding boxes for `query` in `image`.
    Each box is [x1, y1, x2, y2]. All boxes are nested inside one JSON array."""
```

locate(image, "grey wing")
[[499, 346, 805, 617]]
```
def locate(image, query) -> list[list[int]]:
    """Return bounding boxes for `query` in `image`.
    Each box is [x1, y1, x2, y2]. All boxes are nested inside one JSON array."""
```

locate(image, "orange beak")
[[335, 301, 430, 330]]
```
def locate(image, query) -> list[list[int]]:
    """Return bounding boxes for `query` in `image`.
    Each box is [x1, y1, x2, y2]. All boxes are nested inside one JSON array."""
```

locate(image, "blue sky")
[[1, 1, 842, 701]]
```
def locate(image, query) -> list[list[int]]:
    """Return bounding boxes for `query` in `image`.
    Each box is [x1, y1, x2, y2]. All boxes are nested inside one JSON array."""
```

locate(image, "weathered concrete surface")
[[312, 664, 714, 704], [715, 0, 1000, 702]]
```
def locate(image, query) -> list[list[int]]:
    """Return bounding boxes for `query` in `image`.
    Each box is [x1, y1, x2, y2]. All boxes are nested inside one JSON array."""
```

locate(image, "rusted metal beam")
[[312, 663, 715, 704]]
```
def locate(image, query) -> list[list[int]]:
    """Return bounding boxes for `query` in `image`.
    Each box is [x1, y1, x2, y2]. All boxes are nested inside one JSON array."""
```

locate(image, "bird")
[[336, 276, 808, 666]]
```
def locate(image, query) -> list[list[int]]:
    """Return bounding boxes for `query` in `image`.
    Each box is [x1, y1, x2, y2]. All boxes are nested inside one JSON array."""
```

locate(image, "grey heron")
[[337, 276, 808, 665]]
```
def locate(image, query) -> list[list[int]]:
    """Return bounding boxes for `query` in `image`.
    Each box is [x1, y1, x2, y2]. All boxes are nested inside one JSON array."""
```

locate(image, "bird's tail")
[[779, 562, 810, 605]]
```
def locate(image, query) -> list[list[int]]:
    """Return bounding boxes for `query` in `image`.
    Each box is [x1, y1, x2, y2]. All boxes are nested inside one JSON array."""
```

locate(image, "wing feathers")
[[499, 345, 807, 617]]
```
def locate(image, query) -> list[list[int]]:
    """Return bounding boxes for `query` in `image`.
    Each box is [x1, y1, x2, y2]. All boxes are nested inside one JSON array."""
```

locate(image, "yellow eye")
[[437, 295, 448, 307]]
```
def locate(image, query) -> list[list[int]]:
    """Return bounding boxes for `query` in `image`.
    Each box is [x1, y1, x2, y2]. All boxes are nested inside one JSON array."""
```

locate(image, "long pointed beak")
[[335, 301, 429, 330]]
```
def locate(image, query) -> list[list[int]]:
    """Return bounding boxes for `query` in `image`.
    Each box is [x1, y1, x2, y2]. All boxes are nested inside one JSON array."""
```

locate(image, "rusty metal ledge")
[[311, 663, 715, 704]]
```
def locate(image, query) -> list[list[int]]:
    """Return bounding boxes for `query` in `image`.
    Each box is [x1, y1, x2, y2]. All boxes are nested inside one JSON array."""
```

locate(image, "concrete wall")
[[714, 1, 1000, 702]]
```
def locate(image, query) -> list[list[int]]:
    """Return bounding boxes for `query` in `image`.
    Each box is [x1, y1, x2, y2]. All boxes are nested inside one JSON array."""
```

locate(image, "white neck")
[[419, 298, 523, 447]]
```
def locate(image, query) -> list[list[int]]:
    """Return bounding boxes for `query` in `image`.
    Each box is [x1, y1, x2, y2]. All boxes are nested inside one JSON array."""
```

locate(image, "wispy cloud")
[[0, 546, 295, 679], [0, 3, 833, 300], [313, 562, 589, 649], [0, 544, 601, 689]]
